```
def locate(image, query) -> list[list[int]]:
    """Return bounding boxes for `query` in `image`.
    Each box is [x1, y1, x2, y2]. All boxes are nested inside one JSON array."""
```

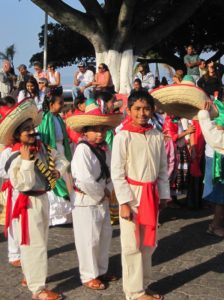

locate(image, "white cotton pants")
[[8, 218, 20, 262], [120, 216, 155, 300], [72, 200, 112, 283], [19, 195, 49, 294]]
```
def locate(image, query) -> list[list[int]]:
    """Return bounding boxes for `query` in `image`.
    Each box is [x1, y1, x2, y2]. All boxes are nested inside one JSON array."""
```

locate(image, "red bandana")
[[10, 141, 42, 154], [122, 120, 153, 133]]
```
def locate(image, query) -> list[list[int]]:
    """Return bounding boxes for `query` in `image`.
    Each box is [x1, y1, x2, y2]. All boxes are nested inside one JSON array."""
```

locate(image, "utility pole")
[[43, 12, 48, 71]]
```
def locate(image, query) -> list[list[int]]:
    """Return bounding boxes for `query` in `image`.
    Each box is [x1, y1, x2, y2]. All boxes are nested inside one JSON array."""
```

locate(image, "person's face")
[[138, 65, 144, 72], [208, 66, 215, 76], [98, 65, 104, 73], [133, 81, 141, 91], [187, 47, 193, 55], [18, 119, 36, 145], [34, 65, 42, 74], [48, 65, 54, 72], [3, 62, 11, 73], [77, 102, 86, 112], [26, 82, 35, 94], [38, 81, 46, 91], [79, 66, 86, 73], [127, 99, 154, 127], [199, 61, 206, 69], [50, 97, 64, 113], [84, 126, 108, 144]]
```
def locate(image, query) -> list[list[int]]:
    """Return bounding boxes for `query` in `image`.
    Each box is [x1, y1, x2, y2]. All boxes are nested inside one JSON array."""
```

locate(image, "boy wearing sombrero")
[[66, 99, 122, 290], [111, 91, 170, 300], [0, 98, 69, 300]]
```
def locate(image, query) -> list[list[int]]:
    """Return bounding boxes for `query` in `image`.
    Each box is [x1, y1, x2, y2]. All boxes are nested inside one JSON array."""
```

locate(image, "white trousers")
[[120, 216, 155, 300], [19, 195, 49, 294], [8, 218, 20, 262], [72, 201, 112, 283]]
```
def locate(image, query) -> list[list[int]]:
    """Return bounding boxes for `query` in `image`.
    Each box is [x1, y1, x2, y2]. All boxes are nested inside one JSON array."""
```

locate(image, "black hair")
[[42, 93, 62, 112], [74, 94, 86, 109], [128, 91, 155, 110], [0, 96, 16, 107], [161, 76, 168, 86], [138, 63, 150, 73], [99, 63, 109, 72], [13, 118, 32, 143], [96, 91, 113, 103], [24, 77, 40, 98], [134, 78, 142, 85], [48, 62, 56, 70], [33, 61, 43, 68]]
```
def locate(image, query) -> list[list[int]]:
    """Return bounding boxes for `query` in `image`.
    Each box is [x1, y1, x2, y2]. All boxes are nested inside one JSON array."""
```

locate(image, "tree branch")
[[113, 0, 137, 50], [207, 47, 224, 63], [134, 0, 206, 54], [79, 0, 106, 34]]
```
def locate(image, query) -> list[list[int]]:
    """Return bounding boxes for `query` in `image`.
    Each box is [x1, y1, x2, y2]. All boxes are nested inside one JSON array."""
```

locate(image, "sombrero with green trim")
[[66, 98, 123, 132], [150, 83, 218, 120], [0, 98, 42, 145]]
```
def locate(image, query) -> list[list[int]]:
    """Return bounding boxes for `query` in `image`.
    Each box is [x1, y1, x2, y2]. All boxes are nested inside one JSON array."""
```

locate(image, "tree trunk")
[[95, 48, 135, 94]]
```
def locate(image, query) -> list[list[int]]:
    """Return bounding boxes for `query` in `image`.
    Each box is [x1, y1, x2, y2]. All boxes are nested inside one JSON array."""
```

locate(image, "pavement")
[[0, 207, 224, 300]]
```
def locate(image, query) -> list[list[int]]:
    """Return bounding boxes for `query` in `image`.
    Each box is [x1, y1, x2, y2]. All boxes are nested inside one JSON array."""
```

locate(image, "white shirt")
[[71, 143, 112, 206], [135, 72, 155, 91], [76, 70, 94, 86], [18, 90, 45, 111]]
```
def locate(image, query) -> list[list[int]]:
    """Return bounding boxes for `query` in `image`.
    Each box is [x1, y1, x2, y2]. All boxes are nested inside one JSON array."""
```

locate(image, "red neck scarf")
[[10, 141, 42, 154], [122, 119, 153, 133]]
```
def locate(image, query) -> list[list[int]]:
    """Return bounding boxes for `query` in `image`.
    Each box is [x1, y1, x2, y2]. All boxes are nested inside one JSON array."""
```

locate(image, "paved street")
[[0, 207, 224, 300]]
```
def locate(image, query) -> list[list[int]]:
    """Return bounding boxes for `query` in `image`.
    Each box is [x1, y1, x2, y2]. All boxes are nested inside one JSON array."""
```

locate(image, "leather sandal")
[[98, 273, 118, 282], [207, 224, 224, 238], [9, 259, 21, 267], [83, 278, 106, 290], [138, 294, 164, 300], [32, 289, 64, 300]]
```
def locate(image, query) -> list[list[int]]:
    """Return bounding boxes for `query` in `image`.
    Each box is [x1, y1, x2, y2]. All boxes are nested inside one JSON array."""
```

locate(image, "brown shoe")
[[32, 290, 64, 300], [9, 259, 21, 268], [83, 278, 106, 290], [138, 292, 164, 300]]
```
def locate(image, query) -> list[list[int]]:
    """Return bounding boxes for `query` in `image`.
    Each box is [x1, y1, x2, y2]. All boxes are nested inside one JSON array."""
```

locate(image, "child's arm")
[[111, 133, 133, 205], [51, 149, 70, 177], [157, 137, 171, 204], [71, 144, 106, 203], [198, 110, 224, 154]]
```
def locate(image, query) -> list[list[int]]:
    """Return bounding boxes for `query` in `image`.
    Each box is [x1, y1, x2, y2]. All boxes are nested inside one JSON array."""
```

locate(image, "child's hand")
[[20, 145, 31, 160], [186, 125, 196, 134], [120, 203, 132, 221], [51, 169, 60, 179]]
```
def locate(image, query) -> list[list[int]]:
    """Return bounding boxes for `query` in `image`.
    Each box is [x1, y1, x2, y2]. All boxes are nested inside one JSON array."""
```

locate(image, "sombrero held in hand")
[[66, 98, 123, 132], [150, 75, 218, 120], [0, 98, 41, 146]]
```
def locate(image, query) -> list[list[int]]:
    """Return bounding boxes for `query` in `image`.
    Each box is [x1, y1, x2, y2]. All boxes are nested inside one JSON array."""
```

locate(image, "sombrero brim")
[[0, 98, 42, 145], [151, 84, 218, 120], [66, 113, 123, 132]]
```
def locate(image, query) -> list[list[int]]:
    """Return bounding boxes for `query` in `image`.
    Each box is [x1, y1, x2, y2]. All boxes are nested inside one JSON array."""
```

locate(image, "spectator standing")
[[0, 60, 16, 98], [199, 59, 207, 77], [33, 61, 47, 81], [135, 63, 155, 91], [184, 45, 200, 81], [72, 62, 94, 100], [16, 64, 32, 92]]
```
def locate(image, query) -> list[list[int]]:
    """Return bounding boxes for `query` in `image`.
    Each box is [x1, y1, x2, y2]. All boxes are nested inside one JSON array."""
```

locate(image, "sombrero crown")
[[150, 82, 218, 120], [66, 98, 123, 132], [0, 98, 41, 146]]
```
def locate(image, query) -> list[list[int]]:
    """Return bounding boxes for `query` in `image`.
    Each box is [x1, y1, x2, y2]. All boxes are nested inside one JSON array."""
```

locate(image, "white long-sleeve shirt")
[[111, 129, 170, 207], [71, 143, 112, 206], [198, 110, 224, 155]]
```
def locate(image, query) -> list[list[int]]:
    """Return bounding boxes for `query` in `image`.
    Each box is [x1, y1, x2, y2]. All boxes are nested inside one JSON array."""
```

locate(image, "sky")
[[0, 0, 223, 87]]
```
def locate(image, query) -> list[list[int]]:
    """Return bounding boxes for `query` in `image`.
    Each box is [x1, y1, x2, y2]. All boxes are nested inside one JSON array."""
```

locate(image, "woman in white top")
[[17, 77, 45, 111], [46, 62, 62, 95]]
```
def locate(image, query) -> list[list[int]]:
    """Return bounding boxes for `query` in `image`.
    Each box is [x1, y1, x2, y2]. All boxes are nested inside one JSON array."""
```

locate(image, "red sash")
[[12, 194, 30, 245], [126, 177, 159, 247], [1, 180, 13, 237]]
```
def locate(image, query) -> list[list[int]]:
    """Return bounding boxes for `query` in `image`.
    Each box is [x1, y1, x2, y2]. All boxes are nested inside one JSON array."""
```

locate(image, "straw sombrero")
[[0, 98, 41, 146], [150, 81, 218, 120], [66, 99, 123, 132]]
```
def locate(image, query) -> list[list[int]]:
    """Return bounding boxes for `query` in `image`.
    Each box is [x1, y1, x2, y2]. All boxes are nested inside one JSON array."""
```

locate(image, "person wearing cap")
[[66, 99, 122, 290], [72, 62, 94, 100], [0, 98, 69, 299], [16, 64, 32, 91]]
